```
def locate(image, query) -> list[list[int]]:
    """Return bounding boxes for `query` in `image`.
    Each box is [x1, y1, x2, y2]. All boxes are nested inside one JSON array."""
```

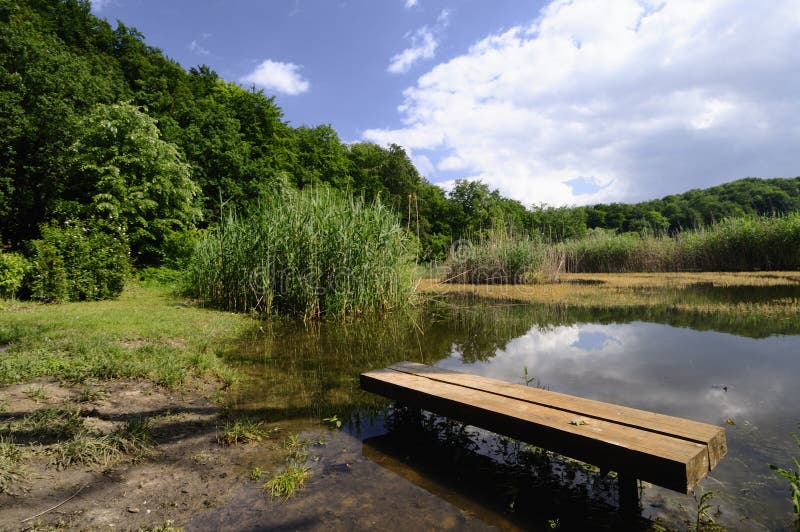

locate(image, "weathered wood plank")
[[361, 364, 723, 493], [387, 361, 727, 468]]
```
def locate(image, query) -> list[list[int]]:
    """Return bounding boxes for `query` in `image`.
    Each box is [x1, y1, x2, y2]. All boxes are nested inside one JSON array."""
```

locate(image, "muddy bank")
[[0, 379, 285, 531]]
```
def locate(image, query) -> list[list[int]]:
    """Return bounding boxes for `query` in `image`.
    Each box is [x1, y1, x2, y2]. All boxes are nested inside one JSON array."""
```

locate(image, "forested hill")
[[2, 0, 799, 266], [581, 177, 800, 236]]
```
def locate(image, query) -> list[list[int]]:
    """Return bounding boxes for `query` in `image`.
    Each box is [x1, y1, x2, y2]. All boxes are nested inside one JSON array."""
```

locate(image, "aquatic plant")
[[445, 214, 800, 282], [185, 188, 418, 319], [216, 417, 273, 445], [444, 227, 543, 285], [263, 462, 310, 498], [769, 424, 800, 518], [561, 213, 800, 273]]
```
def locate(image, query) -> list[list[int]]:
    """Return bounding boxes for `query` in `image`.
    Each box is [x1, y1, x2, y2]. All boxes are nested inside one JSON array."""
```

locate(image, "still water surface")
[[212, 291, 800, 530]]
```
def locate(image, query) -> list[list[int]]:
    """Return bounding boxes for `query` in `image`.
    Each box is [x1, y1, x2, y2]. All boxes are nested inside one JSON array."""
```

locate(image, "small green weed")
[[191, 451, 212, 464], [322, 415, 342, 429], [25, 385, 50, 402], [48, 433, 119, 469], [769, 423, 800, 518], [684, 488, 723, 531], [263, 462, 310, 498], [111, 416, 154, 462], [77, 386, 108, 403], [12, 408, 87, 443], [216, 417, 273, 445], [0, 435, 27, 495], [249, 466, 264, 481]]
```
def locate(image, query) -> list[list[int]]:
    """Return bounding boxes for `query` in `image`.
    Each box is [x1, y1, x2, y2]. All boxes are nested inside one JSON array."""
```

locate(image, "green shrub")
[[26, 221, 130, 302], [0, 251, 30, 299], [185, 188, 417, 319]]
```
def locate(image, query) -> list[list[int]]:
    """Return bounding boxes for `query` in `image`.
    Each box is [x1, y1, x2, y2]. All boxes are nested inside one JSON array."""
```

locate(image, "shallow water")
[[214, 288, 800, 530]]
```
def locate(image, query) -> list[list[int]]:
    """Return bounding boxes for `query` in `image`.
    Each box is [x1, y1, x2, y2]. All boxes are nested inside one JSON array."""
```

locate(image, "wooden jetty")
[[360, 361, 726, 511]]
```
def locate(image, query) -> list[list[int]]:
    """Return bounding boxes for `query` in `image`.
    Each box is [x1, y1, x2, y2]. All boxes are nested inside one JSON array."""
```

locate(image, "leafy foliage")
[[67, 103, 200, 264], [0, 250, 28, 298], [27, 221, 128, 302]]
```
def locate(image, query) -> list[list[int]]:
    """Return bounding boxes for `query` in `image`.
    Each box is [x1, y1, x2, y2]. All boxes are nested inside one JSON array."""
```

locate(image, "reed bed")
[[184, 189, 417, 319], [443, 214, 800, 284], [444, 229, 544, 284], [562, 214, 800, 273]]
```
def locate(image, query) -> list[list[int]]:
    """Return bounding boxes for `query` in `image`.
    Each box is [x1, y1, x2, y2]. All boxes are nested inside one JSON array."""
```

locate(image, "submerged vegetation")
[[185, 189, 417, 319]]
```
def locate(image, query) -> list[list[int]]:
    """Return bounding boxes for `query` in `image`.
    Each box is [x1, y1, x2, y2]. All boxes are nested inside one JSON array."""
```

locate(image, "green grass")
[[48, 433, 121, 470], [263, 461, 311, 498], [216, 417, 275, 446], [184, 188, 418, 320], [0, 435, 26, 495], [110, 416, 154, 462], [24, 384, 50, 402], [0, 280, 250, 387]]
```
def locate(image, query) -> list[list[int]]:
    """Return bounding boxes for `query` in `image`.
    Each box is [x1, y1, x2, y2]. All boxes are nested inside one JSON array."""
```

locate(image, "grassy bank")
[[0, 279, 250, 388]]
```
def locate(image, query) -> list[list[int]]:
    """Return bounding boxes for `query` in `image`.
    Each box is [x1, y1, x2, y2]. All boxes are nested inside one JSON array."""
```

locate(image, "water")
[[212, 289, 800, 530]]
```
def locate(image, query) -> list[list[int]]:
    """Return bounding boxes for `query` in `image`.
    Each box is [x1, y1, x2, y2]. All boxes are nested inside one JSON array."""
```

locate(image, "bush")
[[185, 189, 417, 319], [26, 221, 129, 302], [0, 251, 30, 299]]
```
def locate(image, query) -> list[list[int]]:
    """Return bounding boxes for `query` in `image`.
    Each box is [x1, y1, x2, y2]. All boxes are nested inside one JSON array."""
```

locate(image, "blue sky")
[[91, 0, 800, 207]]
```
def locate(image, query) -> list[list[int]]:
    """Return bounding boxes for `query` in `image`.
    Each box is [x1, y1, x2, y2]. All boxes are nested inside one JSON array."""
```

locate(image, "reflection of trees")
[[225, 292, 800, 428]]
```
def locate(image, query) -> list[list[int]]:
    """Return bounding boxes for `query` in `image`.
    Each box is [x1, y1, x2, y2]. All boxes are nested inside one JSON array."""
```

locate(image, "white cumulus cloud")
[[241, 59, 310, 95], [405, 0, 418, 7], [388, 27, 438, 74], [388, 9, 450, 74], [366, 0, 800, 206]]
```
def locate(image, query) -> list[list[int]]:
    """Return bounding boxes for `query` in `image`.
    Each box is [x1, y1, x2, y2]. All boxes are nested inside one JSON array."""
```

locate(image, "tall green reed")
[[444, 228, 544, 284], [184, 188, 418, 319], [443, 214, 800, 282], [562, 214, 800, 273]]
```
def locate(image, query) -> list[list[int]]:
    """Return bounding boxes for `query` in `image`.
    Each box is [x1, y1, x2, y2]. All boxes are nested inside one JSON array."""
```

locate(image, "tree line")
[[2, 0, 799, 299]]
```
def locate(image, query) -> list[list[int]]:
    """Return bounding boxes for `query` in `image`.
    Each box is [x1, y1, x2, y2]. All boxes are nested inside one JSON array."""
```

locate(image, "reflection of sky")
[[438, 322, 800, 436], [432, 320, 800, 528]]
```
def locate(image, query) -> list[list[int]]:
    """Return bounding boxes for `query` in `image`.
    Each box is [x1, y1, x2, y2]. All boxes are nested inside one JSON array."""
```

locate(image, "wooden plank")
[[387, 361, 727, 469], [361, 368, 712, 492]]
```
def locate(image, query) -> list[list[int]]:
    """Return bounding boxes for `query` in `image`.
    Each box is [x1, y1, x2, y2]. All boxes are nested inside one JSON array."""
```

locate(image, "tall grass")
[[184, 189, 418, 319], [563, 214, 800, 273], [443, 214, 800, 283], [444, 228, 543, 284]]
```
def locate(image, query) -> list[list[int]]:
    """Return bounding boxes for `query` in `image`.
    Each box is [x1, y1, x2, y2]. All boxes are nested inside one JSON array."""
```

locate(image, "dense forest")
[[1, 0, 799, 301]]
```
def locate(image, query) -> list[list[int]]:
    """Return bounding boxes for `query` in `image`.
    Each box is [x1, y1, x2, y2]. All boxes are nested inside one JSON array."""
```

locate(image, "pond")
[[206, 288, 800, 530]]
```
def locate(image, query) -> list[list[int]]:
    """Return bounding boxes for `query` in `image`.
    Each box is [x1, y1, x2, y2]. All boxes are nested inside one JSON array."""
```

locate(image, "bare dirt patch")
[[0, 379, 284, 531]]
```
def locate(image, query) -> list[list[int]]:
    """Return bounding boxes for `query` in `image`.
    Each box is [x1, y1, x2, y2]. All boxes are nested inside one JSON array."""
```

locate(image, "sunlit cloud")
[[241, 59, 310, 95], [367, 0, 800, 206]]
